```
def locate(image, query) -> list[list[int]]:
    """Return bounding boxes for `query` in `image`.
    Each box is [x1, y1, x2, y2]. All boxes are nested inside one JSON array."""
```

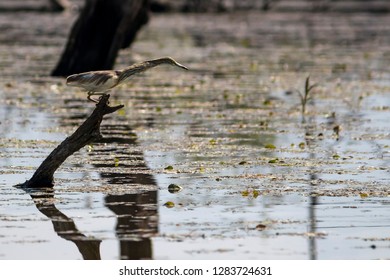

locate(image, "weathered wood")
[[24, 94, 124, 188], [51, 0, 149, 77]]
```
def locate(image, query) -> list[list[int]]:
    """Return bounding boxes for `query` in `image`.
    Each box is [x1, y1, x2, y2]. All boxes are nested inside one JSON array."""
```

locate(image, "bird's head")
[[154, 57, 189, 70], [66, 73, 81, 87]]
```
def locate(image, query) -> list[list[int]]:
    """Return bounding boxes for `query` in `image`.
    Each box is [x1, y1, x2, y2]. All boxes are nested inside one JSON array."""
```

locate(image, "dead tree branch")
[[23, 94, 123, 188]]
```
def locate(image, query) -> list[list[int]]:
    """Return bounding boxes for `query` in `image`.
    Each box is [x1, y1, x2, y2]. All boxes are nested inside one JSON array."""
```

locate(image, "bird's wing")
[[67, 71, 117, 86]]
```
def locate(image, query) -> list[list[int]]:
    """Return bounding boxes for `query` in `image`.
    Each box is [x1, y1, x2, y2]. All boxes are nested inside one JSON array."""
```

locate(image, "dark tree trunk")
[[48, 0, 71, 11], [51, 0, 149, 77]]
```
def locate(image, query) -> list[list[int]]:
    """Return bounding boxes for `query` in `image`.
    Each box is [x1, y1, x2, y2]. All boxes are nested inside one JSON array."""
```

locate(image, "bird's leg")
[[87, 92, 106, 103], [87, 91, 96, 103]]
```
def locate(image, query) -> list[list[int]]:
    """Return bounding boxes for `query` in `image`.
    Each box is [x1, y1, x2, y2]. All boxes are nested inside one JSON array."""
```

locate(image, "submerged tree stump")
[[51, 0, 149, 76], [24, 94, 123, 188]]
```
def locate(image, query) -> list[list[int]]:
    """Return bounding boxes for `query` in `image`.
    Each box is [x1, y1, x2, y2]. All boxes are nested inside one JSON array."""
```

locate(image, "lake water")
[[0, 9, 389, 259]]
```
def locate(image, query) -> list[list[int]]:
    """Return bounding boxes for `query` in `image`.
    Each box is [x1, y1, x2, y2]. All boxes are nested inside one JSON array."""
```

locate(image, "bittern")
[[66, 57, 188, 102]]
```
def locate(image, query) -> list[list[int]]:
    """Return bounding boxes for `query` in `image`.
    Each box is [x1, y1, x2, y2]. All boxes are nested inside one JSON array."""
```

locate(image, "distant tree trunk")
[[48, 0, 71, 11], [51, 0, 149, 77]]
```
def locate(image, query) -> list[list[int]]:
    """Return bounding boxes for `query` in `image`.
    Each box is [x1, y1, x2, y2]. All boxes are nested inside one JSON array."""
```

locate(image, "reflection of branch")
[[22, 94, 123, 188], [25, 189, 102, 259], [303, 108, 318, 260]]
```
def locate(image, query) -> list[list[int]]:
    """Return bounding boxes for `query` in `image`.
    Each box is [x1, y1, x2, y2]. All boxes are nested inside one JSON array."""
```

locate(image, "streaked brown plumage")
[[66, 57, 188, 102]]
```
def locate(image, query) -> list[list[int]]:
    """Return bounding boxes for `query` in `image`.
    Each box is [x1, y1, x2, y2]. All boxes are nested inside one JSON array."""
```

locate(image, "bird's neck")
[[117, 58, 171, 84]]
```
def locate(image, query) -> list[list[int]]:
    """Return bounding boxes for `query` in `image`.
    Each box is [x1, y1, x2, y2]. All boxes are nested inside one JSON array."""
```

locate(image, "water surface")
[[0, 9, 389, 259]]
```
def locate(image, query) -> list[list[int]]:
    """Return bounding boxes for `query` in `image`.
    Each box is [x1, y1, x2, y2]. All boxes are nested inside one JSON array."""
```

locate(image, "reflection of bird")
[[66, 57, 188, 102]]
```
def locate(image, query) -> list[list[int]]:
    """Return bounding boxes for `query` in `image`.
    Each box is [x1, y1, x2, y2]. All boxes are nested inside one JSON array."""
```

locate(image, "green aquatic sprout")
[[296, 76, 318, 116]]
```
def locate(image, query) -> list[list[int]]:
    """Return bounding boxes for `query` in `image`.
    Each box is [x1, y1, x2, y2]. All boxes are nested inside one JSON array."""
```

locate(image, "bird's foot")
[[87, 93, 109, 104]]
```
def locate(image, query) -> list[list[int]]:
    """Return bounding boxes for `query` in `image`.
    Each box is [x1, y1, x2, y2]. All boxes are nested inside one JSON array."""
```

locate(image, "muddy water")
[[0, 10, 389, 259]]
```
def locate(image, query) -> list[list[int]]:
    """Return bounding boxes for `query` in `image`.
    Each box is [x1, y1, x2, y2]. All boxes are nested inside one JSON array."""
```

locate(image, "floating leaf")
[[239, 161, 247, 165], [332, 63, 347, 73], [87, 145, 94, 152], [268, 158, 279, 164], [114, 157, 119, 167], [241, 190, 249, 197], [256, 224, 267, 230], [241, 188, 260, 198], [209, 139, 217, 145], [168, 184, 182, 193], [263, 99, 272, 106], [359, 193, 368, 198], [250, 62, 258, 72], [164, 165, 174, 170], [332, 154, 340, 160], [240, 38, 251, 48], [163, 201, 175, 208], [298, 142, 305, 149], [259, 120, 268, 127], [264, 144, 276, 149]]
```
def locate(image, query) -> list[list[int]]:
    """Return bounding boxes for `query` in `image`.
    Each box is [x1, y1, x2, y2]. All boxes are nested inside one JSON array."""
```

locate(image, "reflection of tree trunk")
[[105, 191, 158, 260], [52, 0, 149, 76], [79, 116, 158, 260], [100, 132, 158, 260], [28, 190, 101, 260]]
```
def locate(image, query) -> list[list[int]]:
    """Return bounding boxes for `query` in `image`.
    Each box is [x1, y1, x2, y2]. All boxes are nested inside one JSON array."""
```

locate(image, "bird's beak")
[[176, 62, 189, 71]]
